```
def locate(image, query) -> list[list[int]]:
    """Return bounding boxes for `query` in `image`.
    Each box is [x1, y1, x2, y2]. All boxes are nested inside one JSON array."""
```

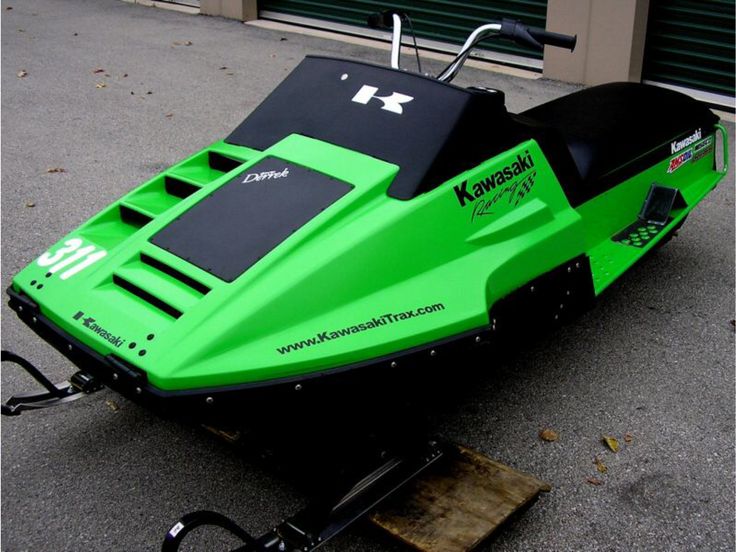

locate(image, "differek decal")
[[670, 128, 702, 154], [276, 303, 445, 355], [453, 151, 535, 208], [241, 167, 289, 183], [72, 310, 126, 348]]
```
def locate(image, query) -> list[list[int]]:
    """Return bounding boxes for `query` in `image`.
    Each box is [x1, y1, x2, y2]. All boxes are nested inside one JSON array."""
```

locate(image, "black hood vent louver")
[[139, 254, 210, 295], [112, 275, 183, 319]]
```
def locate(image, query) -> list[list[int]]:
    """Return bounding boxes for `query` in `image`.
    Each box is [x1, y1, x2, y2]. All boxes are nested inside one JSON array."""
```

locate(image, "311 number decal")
[[37, 238, 107, 280]]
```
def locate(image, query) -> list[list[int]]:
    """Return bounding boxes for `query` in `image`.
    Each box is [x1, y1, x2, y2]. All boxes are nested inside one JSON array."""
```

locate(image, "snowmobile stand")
[[162, 440, 550, 552]]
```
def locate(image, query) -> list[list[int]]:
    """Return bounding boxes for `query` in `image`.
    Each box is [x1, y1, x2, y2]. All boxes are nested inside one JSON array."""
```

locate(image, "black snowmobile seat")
[[517, 82, 719, 206]]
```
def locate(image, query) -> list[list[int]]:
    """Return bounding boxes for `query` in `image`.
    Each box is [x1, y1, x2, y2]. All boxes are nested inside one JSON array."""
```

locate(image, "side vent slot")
[[165, 176, 200, 199], [113, 275, 183, 319], [140, 254, 211, 295], [209, 152, 243, 173], [120, 205, 153, 228]]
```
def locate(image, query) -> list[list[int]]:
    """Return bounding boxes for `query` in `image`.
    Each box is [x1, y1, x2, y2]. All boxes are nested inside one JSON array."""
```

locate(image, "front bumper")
[[6, 287, 494, 420]]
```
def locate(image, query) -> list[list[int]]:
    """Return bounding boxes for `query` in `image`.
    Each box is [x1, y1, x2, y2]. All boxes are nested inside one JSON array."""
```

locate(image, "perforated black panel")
[[151, 157, 351, 282]]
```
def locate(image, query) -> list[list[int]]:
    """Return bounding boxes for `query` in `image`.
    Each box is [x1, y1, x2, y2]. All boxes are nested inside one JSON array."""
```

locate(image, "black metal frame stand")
[[1, 350, 102, 416], [161, 439, 445, 552]]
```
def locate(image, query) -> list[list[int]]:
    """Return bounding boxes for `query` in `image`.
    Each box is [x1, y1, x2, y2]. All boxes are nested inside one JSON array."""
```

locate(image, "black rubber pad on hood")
[[151, 157, 351, 282]]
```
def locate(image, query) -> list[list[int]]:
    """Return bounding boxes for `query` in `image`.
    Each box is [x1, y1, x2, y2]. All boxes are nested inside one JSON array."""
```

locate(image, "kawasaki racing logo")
[[72, 311, 125, 348], [671, 128, 702, 154], [453, 151, 535, 207]]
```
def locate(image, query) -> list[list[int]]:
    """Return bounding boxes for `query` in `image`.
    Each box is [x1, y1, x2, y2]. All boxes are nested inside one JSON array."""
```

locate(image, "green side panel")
[[642, 0, 735, 96], [258, 0, 547, 60], [578, 130, 725, 294]]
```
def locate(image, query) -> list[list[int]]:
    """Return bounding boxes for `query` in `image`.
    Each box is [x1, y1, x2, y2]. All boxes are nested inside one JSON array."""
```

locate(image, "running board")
[[612, 184, 685, 248]]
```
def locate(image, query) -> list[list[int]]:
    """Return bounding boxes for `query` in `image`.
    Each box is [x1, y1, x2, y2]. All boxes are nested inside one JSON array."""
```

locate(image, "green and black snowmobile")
[[3, 13, 727, 420]]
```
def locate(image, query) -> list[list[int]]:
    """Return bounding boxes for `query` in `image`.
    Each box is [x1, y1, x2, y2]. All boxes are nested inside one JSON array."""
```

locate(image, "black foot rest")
[[613, 184, 685, 248], [613, 222, 666, 248]]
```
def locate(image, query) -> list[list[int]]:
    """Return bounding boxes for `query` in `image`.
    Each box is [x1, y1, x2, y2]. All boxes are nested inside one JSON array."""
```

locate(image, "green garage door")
[[258, 0, 548, 61], [642, 0, 735, 97]]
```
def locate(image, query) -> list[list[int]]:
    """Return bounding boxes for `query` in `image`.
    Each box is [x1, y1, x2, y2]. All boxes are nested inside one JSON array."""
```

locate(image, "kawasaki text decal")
[[276, 303, 445, 355], [453, 151, 535, 208], [72, 310, 126, 348]]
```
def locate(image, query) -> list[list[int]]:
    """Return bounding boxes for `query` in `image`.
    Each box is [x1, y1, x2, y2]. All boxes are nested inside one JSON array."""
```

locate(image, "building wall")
[[543, 0, 650, 85], [201, 0, 734, 101]]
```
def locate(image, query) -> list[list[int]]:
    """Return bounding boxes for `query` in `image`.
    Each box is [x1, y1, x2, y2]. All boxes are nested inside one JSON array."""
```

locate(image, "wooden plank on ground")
[[370, 444, 551, 552]]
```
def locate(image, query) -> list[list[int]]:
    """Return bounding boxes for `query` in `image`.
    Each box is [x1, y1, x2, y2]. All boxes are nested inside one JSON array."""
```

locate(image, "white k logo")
[[351, 85, 414, 115]]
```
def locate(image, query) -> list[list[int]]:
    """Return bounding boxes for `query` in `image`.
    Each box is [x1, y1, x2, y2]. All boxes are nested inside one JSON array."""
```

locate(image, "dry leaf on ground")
[[46, 167, 66, 173], [624, 432, 633, 444], [586, 476, 604, 486], [92, 68, 105, 74], [17, 69, 27, 78], [593, 456, 608, 474], [95, 82, 107, 89], [105, 399, 120, 412], [602, 435, 620, 452], [539, 428, 559, 442], [26, 202, 35, 208]]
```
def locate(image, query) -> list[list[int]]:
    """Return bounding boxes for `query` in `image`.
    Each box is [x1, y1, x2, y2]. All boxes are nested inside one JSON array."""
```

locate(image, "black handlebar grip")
[[528, 26, 577, 51], [367, 10, 408, 29], [367, 11, 387, 29]]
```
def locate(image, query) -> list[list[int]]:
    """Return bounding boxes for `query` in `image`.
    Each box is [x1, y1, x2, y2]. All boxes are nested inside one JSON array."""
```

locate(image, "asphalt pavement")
[[2, 1, 734, 551]]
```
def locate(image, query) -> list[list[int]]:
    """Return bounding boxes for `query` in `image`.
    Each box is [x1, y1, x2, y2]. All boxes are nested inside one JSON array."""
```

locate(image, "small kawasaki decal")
[[276, 303, 445, 355], [73, 311, 125, 348], [671, 128, 701, 154], [453, 151, 535, 207], [351, 84, 414, 115]]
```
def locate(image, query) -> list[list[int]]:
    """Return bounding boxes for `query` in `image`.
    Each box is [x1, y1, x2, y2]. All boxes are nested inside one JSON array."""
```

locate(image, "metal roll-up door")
[[258, 0, 548, 62], [642, 0, 735, 98]]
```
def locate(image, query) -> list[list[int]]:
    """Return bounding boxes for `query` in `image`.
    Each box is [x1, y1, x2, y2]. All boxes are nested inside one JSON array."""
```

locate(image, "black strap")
[[161, 510, 259, 552], [2, 350, 66, 397]]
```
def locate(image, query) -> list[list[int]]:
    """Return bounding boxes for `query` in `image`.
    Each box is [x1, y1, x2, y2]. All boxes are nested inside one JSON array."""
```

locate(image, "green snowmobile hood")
[[11, 132, 587, 391]]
